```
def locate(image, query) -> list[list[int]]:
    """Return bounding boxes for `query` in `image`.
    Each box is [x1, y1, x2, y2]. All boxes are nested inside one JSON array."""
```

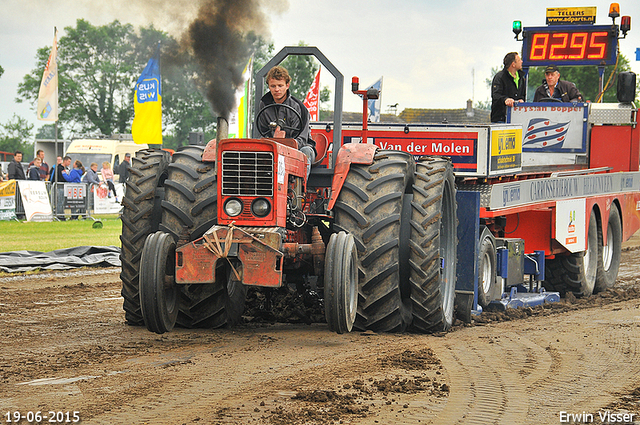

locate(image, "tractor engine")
[[215, 137, 307, 229]]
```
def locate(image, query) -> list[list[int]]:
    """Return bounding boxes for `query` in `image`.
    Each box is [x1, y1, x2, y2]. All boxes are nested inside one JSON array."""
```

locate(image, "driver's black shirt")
[[256, 90, 314, 151]]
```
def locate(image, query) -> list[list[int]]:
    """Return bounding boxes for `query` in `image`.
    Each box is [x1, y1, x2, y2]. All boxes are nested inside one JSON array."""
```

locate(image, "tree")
[[0, 115, 34, 154], [35, 124, 61, 140], [17, 19, 220, 147], [485, 55, 639, 105], [280, 42, 319, 100], [526, 55, 637, 103], [18, 20, 142, 135], [17, 19, 286, 148], [0, 65, 4, 79]]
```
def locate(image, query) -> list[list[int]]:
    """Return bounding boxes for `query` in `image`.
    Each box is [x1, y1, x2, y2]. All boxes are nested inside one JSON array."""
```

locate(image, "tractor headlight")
[[251, 198, 271, 217], [224, 198, 243, 217]]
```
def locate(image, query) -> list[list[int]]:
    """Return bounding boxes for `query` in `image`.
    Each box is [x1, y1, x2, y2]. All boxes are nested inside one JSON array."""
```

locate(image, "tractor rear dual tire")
[[407, 158, 457, 332], [160, 145, 246, 329], [333, 150, 415, 332], [332, 152, 457, 333], [120, 149, 171, 325]]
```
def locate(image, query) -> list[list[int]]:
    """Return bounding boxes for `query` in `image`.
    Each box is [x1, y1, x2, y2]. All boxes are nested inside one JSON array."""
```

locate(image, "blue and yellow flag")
[[132, 46, 162, 145]]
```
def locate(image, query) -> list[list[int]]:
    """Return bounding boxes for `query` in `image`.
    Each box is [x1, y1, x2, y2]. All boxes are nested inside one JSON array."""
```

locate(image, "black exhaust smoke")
[[183, 0, 271, 120]]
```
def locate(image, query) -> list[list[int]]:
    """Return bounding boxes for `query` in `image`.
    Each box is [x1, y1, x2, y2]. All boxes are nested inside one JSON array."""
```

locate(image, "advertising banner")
[[17, 180, 53, 222], [0, 180, 17, 221], [92, 183, 124, 214]]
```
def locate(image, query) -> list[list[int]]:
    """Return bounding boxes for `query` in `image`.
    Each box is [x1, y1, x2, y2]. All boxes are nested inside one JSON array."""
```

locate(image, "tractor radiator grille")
[[221, 151, 274, 196]]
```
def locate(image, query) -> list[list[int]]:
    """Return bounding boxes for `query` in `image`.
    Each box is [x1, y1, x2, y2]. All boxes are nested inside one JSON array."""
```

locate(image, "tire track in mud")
[[525, 306, 640, 423], [82, 328, 381, 424], [422, 302, 640, 425]]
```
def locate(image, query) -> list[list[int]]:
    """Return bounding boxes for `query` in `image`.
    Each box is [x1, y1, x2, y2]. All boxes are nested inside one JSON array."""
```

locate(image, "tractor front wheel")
[[324, 231, 358, 334], [139, 232, 179, 334]]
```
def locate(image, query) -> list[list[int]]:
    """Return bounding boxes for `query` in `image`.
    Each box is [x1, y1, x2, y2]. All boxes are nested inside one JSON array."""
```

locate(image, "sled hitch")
[[488, 286, 561, 311]]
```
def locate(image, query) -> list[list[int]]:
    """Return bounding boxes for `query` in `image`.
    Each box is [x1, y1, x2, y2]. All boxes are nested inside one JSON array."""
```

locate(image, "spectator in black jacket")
[[491, 52, 526, 123], [533, 65, 583, 102], [7, 151, 26, 180], [118, 153, 131, 183], [28, 157, 43, 180]]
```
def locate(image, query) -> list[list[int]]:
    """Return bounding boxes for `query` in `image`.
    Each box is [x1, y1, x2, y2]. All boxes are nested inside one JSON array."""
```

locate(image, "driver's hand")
[[274, 125, 285, 138]]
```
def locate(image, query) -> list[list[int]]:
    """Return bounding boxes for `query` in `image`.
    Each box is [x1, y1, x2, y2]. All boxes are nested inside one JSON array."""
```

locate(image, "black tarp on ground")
[[0, 246, 121, 273]]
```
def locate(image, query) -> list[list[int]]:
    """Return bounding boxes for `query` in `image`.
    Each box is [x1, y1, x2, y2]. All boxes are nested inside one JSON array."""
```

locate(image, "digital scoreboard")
[[522, 25, 618, 66]]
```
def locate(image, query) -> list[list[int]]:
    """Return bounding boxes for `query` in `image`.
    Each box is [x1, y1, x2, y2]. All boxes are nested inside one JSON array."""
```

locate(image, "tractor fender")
[[202, 139, 217, 162], [327, 142, 378, 211]]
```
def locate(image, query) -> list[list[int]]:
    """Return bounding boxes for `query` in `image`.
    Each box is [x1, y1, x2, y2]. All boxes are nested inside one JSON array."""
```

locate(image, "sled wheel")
[[544, 210, 598, 297], [140, 232, 179, 334], [477, 232, 498, 308], [324, 231, 358, 334], [595, 203, 622, 292]]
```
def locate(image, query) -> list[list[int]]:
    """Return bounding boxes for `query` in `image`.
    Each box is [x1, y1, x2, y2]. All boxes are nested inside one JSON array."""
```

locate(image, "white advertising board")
[[555, 198, 586, 253], [17, 180, 53, 222]]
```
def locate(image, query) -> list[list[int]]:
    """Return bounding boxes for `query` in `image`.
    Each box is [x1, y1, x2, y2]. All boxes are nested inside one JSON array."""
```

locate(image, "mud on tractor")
[[120, 47, 456, 334]]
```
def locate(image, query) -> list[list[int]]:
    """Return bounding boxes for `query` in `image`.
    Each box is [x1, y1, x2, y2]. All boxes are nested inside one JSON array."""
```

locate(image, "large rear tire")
[[120, 149, 170, 325], [160, 145, 246, 328], [333, 150, 415, 332], [160, 145, 217, 241], [408, 157, 457, 332], [595, 203, 622, 292], [140, 232, 179, 334], [324, 231, 358, 334], [544, 210, 598, 297]]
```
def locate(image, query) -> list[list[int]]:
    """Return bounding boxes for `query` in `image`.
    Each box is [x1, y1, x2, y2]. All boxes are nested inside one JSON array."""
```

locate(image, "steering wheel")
[[255, 103, 303, 139], [539, 97, 562, 103]]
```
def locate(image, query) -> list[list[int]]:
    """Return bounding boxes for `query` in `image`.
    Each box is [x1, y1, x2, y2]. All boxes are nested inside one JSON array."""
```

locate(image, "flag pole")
[[53, 26, 59, 219]]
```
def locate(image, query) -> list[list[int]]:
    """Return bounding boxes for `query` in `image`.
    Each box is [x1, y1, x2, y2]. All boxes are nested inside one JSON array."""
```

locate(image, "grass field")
[[0, 215, 122, 253]]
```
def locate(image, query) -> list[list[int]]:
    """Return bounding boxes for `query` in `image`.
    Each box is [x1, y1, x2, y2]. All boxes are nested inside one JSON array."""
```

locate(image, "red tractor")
[[119, 47, 457, 334]]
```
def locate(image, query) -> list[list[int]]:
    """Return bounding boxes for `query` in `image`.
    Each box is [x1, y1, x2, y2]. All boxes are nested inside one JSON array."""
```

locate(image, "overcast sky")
[[1, 0, 639, 139]]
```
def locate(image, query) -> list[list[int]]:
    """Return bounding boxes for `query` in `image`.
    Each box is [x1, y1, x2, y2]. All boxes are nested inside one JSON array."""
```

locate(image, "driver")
[[533, 65, 583, 102], [256, 66, 316, 177]]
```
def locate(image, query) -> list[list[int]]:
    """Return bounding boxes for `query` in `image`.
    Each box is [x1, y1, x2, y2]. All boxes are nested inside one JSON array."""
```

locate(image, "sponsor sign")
[[17, 181, 53, 222], [489, 171, 640, 210], [555, 198, 586, 252], [511, 105, 587, 153], [0, 180, 17, 221], [490, 128, 522, 172], [92, 183, 124, 214], [546, 7, 597, 25], [64, 183, 86, 209], [351, 131, 479, 172]]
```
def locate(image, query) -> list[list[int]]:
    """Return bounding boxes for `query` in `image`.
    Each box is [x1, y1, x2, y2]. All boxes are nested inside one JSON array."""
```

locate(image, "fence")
[[12, 181, 123, 220]]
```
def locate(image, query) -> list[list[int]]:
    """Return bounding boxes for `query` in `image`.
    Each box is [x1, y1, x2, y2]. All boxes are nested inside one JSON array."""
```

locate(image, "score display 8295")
[[522, 25, 617, 66]]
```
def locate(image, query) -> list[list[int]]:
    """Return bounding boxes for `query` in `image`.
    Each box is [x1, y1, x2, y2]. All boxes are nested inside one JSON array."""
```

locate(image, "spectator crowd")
[[1, 150, 132, 218], [1, 150, 131, 189]]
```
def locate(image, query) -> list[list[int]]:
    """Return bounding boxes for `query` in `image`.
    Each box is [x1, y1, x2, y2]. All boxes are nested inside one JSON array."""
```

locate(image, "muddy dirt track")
[[2, 247, 640, 424]]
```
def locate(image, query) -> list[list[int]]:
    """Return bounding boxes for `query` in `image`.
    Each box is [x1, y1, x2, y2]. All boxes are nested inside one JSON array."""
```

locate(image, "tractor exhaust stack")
[[217, 116, 229, 142]]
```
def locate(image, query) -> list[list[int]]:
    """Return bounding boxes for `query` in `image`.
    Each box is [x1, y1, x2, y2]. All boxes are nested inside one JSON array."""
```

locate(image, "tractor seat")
[[311, 133, 329, 165]]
